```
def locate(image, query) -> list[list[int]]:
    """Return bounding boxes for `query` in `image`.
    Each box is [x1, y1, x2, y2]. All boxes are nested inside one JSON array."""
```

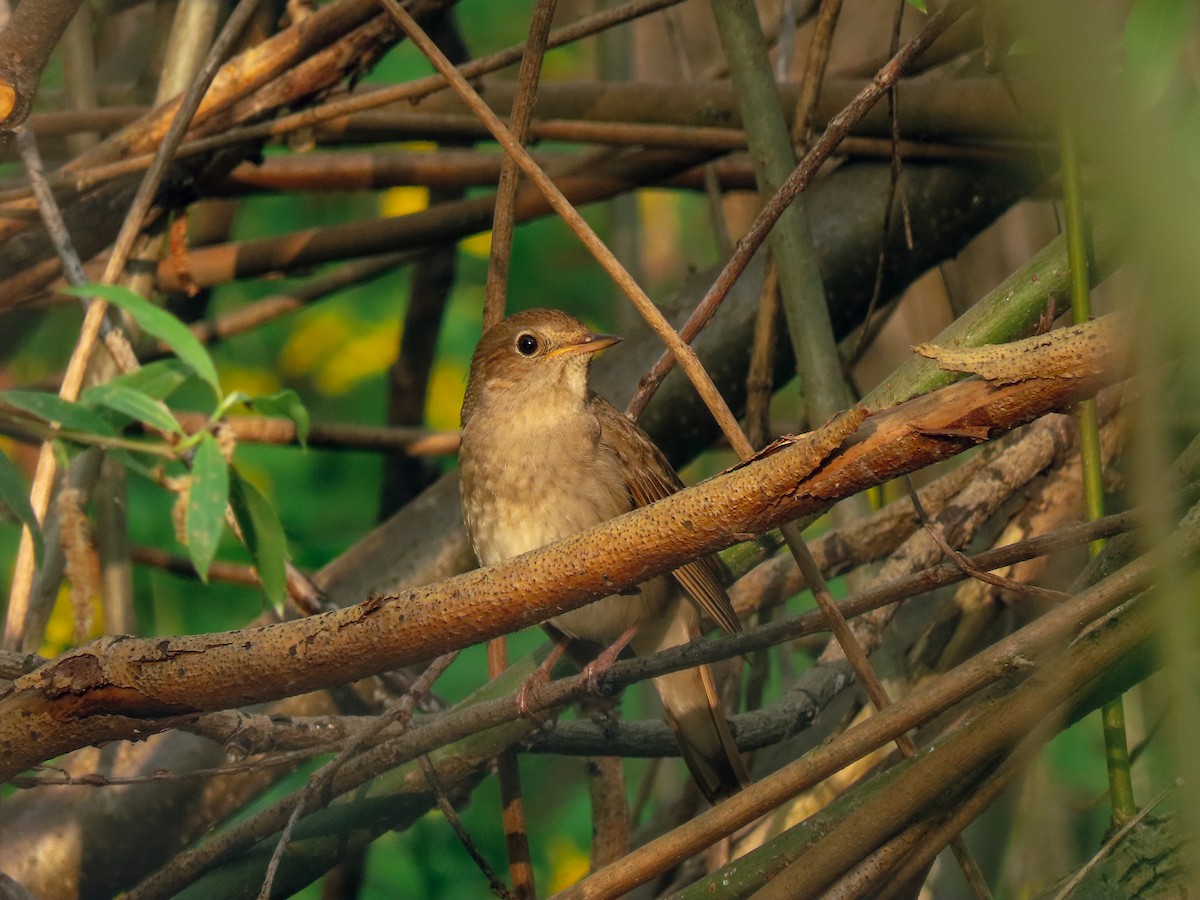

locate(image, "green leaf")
[[186, 434, 229, 582], [82, 383, 183, 435], [906, 0, 926, 10], [249, 389, 311, 448], [64, 284, 221, 397], [0, 447, 44, 565], [105, 448, 159, 481], [105, 359, 192, 401], [1, 390, 117, 437], [229, 468, 287, 609], [211, 390, 251, 423]]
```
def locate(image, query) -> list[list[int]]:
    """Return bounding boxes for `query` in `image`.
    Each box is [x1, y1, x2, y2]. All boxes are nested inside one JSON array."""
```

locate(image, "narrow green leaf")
[[64, 284, 221, 397], [211, 390, 251, 423], [82, 383, 183, 435], [229, 468, 287, 608], [249, 389, 311, 448], [106, 448, 159, 481], [906, 0, 926, 10], [105, 359, 191, 401], [186, 434, 229, 582], [0, 447, 44, 565], [1, 390, 117, 436]]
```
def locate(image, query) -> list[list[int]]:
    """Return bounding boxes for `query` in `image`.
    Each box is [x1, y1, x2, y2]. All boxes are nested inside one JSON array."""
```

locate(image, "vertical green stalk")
[[1060, 117, 1137, 825]]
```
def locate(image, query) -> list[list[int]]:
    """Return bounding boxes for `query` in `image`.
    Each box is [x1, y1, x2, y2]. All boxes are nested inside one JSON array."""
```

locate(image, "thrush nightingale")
[[458, 308, 748, 802]]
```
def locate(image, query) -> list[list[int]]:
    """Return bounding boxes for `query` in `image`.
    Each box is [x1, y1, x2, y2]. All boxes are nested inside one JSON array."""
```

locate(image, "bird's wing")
[[592, 396, 742, 635]]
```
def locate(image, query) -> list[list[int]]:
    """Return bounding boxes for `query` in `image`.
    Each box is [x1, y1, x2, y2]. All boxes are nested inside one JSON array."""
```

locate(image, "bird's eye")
[[516, 333, 539, 356]]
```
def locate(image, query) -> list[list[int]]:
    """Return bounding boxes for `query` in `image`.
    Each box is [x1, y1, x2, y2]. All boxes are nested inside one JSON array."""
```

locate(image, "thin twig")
[[850, 0, 906, 368], [780, 521, 917, 760], [165, 252, 411, 354], [1, 122, 1035, 208], [380, 0, 754, 457], [14, 128, 88, 285], [257, 795, 307, 900], [624, 0, 974, 419], [255, 650, 460, 899], [662, 6, 731, 255], [420, 754, 514, 899], [790, 0, 844, 147], [128, 545, 261, 586], [906, 475, 1072, 604], [173, 411, 460, 455], [745, 256, 780, 449], [10, 748, 325, 788], [483, 0, 558, 330]]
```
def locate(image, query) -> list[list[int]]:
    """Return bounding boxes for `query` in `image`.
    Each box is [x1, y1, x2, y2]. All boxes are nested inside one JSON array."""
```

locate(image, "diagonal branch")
[[0, 320, 1120, 782], [625, 0, 976, 419]]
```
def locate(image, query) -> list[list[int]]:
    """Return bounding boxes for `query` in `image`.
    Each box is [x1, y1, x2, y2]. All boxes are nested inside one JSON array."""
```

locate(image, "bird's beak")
[[547, 332, 622, 358]]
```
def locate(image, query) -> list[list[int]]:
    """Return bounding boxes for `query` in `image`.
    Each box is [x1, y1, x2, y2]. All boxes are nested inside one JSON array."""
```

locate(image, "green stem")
[[1060, 115, 1137, 825]]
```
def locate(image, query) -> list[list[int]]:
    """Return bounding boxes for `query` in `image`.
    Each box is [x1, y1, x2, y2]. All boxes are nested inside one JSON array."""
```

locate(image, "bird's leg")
[[516, 635, 570, 719], [580, 625, 639, 695]]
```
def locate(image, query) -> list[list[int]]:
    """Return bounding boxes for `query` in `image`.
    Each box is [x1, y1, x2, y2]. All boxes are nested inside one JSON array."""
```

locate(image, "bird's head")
[[461, 308, 621, 425]]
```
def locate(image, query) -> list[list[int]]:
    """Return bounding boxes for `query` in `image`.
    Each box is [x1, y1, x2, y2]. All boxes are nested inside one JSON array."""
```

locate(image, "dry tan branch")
[[0, 322, 1120, 783]]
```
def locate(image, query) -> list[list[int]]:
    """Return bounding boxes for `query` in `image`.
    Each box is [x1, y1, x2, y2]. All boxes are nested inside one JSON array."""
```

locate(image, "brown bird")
[[458, 308, 748, 802]]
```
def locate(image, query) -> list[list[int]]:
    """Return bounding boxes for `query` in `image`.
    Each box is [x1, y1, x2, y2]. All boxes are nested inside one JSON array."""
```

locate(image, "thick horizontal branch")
[[153, 147, 713, 291], [0, 323, 1119, 781], [204, 140, 1026, 197], [161, 508, 1133, 765], [174, 411, 460, 455], [10, 77, 1038, 165], [165, 508, 1129, 764], [323, 77, 1049, 146]]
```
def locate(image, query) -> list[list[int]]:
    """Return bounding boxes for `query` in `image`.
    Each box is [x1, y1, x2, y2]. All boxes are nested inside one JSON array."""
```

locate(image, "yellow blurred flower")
[[279, 308, 354, 378], [314, 323, 401, 396], [546, 834, 590, 893], [381, 186, 430, 218], [279, 308, 401, 396], [461, 231, 492, 258], [217, 363, 282, 399], [425, 359, 468, 431], [39, 584, 102, 658]]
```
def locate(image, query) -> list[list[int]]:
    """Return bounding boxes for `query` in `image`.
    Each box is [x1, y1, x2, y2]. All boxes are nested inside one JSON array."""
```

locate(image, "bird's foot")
[[580, 653, 616, 696], [516, 667, 551, 720], [581, 625, 639, 696]]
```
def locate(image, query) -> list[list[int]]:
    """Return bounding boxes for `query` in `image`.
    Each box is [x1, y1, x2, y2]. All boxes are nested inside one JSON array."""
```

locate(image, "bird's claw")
[[580, 646, 622, 696], [516, 669, 549, 720]]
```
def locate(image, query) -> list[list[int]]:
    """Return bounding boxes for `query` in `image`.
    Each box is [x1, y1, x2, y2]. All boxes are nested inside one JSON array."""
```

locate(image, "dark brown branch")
[[152, 147, 713, 291], [0, 0, 85, 130]]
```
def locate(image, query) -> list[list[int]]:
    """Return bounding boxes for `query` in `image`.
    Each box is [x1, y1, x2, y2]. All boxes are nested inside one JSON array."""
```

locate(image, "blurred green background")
[[5, 0, 1189, 894]]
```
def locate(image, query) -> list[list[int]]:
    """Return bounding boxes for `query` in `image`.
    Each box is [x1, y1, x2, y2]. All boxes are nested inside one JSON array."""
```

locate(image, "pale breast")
[[460, 409, 630, 566], [460, 404, 660, 643]]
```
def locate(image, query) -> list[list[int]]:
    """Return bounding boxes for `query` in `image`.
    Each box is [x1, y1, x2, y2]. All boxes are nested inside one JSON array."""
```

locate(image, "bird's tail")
[[653, 663, 749, 803], [633, 599, 749, 803]]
